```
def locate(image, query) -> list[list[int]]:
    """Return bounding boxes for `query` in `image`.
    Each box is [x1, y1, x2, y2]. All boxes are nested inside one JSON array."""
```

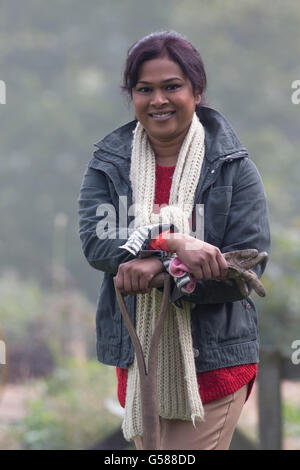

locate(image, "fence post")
[[258, 348, 283, 450]]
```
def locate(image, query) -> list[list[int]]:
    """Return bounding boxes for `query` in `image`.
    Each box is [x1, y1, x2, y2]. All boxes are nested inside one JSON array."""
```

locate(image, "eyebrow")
[[136, 77, 184, 85]]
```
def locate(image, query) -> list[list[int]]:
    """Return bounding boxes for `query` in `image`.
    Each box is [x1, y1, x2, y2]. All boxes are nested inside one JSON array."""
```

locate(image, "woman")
[[78, 30, 270, 450]]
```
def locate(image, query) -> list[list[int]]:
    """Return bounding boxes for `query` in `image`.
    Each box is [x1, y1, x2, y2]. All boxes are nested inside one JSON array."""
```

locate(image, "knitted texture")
[[122, 113, 205, 442], [154, 166, 175, 208], [116, 364, 258, 408]]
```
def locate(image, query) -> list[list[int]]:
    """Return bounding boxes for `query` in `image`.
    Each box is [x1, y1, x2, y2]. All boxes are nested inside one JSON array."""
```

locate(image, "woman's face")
[[132, 55, 201, 145]]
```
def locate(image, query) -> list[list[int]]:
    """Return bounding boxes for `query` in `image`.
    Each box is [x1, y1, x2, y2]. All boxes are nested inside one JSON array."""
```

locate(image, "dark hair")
[[121, 30, 207, 107]]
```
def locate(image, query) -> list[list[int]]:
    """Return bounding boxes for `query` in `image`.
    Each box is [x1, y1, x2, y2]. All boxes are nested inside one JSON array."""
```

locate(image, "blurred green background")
[[0, 0, 300, 450]]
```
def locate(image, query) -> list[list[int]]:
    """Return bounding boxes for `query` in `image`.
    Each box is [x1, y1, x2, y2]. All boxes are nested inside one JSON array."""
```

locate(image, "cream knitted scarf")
[[122, 113, 205, 442]]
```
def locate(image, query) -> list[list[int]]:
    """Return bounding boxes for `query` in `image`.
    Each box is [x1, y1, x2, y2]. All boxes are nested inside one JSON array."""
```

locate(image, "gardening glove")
[[222, 249, 268, 297]]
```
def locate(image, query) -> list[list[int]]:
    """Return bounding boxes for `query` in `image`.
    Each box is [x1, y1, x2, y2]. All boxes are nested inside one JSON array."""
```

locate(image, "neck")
[[148, 127, 190, 167]]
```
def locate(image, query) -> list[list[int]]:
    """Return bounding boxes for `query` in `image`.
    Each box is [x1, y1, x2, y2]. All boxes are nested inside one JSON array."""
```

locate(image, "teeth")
[[152, 112, 172, 117]]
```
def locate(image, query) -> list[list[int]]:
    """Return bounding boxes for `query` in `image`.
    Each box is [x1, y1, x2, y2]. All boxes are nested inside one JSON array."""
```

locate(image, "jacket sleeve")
[[175, 157, 271, 305], [78, 165, 135, 274]]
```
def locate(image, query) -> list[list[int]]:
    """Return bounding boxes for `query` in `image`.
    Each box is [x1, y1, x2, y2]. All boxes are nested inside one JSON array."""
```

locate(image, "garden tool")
[[113, 272, 170, 450], [113, 248, 268, 449]]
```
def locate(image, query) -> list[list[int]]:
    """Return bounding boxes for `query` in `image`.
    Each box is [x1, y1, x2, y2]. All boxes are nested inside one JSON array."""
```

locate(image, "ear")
[[194, 92, 201, 105]]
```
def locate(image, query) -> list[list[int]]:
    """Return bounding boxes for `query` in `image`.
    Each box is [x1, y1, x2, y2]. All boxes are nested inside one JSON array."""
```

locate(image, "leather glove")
[[222, 249, 268, 297], [139, 248, 268, 298]]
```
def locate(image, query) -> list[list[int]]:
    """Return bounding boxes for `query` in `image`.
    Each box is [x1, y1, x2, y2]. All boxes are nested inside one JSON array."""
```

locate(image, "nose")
[[150, 89, 168, 107]]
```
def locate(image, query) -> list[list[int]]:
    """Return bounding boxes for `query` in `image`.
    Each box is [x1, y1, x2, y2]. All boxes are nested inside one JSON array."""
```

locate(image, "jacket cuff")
[[119, 223, 174, 256], [148, 230, 172, 251]]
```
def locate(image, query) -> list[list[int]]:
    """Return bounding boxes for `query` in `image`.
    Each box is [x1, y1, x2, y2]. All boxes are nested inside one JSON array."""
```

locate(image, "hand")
[[115, 257, 164, 296], [167, 233, 228, 281]]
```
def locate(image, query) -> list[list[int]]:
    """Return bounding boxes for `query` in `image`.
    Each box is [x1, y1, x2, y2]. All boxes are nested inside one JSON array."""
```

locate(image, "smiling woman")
[[122, 32, 206, 166], [131, 57, 201, 165], [78, 30, 270, 450]]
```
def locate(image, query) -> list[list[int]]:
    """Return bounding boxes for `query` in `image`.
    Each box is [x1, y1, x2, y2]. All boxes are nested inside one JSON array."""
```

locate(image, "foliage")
[[255, 228, 300, 353], [0, 2, 299, 450], [0, 0, 300, 303], [13, 358, 121, 450], [0, 0, 299, 356], [0, 270, 95, 382], [0, 270, 43, 341], [0, 270, 118, 449], [283, 401, 300, 438]]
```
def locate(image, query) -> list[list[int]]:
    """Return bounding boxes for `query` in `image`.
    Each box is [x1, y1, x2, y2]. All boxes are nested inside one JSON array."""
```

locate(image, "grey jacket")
[[78, 106, 270, 371]]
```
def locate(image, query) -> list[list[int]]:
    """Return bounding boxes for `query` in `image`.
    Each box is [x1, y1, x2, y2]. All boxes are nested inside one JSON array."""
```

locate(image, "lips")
[[148, 110, 176, 121]]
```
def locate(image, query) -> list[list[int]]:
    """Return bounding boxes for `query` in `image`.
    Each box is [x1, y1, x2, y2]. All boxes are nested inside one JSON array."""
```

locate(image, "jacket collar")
[[94, 106, 247, 163]]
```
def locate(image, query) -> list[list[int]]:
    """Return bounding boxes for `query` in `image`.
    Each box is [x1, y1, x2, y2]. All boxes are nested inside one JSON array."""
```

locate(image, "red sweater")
[[116, 162, 257, 408]]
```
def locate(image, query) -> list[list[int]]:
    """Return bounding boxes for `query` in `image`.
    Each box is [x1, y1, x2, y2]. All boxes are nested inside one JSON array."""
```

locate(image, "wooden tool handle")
[[148, 272, 170, 288], [113, 272, 171, 450]]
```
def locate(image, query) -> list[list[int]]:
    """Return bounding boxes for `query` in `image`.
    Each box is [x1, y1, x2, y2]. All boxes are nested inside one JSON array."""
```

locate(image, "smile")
[[149, 111, 176, 121]]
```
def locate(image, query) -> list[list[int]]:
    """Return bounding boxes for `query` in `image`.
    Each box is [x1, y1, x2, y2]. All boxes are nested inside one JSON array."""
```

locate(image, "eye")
[[166, 84, 181, 91], [135, 86, 151, 93]]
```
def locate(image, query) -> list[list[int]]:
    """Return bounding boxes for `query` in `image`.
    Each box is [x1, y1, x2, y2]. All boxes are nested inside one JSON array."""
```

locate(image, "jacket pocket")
[[216, 299, 257, 346], [205, 186, 232, 242]]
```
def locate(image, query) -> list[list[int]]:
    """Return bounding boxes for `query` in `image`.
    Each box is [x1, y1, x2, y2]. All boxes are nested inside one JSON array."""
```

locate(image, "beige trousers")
[[134, 384, 248, 450]]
